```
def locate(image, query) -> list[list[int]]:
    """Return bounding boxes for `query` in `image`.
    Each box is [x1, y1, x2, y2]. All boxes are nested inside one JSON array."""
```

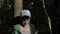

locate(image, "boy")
[[12, 10, 36, 34]]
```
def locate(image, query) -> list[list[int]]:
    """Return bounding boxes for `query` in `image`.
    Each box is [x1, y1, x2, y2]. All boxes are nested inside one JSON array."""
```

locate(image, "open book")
[[35, 31, 39, 34]]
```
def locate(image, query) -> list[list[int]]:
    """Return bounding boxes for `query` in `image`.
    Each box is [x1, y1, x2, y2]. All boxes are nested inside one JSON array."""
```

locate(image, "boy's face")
[[21, 16, 30, 26]]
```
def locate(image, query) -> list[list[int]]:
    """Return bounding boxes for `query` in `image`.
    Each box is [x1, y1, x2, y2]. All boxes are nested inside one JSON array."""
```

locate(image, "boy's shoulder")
[[13, 24, 20, 31], [30, 23, 35, 27], [14, 24, 20, 28]]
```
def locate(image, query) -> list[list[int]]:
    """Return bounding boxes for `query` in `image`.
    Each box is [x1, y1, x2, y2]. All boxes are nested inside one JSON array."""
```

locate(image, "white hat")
[[20, 10, 31, 18]]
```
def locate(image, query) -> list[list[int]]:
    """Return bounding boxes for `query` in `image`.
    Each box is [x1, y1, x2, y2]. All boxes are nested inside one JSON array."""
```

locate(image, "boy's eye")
[[22, 18, 29, 21]]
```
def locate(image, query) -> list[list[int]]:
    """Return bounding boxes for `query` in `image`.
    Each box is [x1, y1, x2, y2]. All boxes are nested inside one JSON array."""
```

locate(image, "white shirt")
[[20, 25, 31, 34]]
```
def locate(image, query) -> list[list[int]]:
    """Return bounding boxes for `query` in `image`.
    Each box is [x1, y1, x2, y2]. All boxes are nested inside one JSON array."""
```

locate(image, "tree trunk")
[[14, 0, 23, 17]]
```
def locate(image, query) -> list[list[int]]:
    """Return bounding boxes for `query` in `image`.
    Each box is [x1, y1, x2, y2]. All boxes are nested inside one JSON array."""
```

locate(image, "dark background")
[[0, 0, 60, 34]]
